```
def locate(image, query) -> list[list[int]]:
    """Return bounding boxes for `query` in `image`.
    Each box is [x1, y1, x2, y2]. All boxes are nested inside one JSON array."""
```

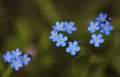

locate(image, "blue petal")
[[73, 41, 78, 46], [99, 13, 104, 17], [59, 33, 63, 38], [88, 26, 92, 31], [109, 26, 113, 30], [96, 27, 100, 30], [91, 29, 95, 33], [97, 34, 102, 38], [95, 42, 100, 47], [101, 24, 105, 28], [69, 42, 72, 46], [106, 21, 110, 26], [71, 50, 76, 56], [76, 47, 80, 51], [56, 42, 60, 47], [67, 30, 72, 34], [66, 48, 71, 53], [99, 39, 104, 43], [63, 36, 68, 41], [104, 14, 107, 18], [89, 39, 95, 44], [62, 42, 66, 46], [90, 21, 94, 26], [100, 29, 105, 33], [15, 67, 19, 71], [56, 22, 60, 26], [64, 22, 69, 26], [95, 22, 99, 26], [72, 27, 77, 31], [96, 17, 100, 21], [105, 30, 110, 35], [92, 34, 96, 38], [70, 21, 75, 26]]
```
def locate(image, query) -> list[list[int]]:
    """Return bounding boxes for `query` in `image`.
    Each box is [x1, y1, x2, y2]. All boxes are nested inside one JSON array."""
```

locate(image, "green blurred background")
[[0, 0, 120, 77]]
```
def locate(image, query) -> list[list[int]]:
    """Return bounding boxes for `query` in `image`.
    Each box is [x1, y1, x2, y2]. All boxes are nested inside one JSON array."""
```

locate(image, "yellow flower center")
[[59, 38, 63, 42], [92, 25, 96, 29], [58, 26, 61, 30], [54, 34, 57, 38], [100, 18, 104, 21]]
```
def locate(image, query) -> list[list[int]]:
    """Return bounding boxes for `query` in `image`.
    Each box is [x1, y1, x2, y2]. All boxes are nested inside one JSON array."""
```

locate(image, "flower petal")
[[97, 34, 102, 38], [109, 26, 113, 30], [72, 27, 77, 31], [89, 39, 95, 44], [66, 48, 71, 53], [56, 42, 60, 47], [71, 50, 76, 56], [73, 41, 78, 46], [95, 42, 100, 47], [90, 21, 94, 26], [76, 47, 80, 51], [70, 21, 75, 26], [105, 30, 110, 35], [92, 34, 96, 38]]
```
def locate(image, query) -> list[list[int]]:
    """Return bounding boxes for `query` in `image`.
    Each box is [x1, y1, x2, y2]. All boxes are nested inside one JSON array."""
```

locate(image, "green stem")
[[2, 66, 13, 77]]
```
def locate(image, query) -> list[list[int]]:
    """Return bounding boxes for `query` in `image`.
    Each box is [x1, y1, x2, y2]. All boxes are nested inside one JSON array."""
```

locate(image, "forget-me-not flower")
[[49, 30, 58, 42], [89, 34, 104, 47], [52, 22, 64, 32], [12, 48, 22, 58], [22, 54, 31, 66], [56, 33, 68, 47], [88, 21, 100, 33], [66, 41, 80, 56], [63, 21, 77, 34], [100, 21, 114, 35], [96, 13, 107, 22], [10, 57, 23, 71], [2, 51, 12, 63]]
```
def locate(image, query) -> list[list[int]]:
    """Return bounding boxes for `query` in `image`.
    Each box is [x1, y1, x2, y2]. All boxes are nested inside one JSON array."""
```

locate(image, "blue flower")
[[96, 13, 107, 22], [22, 54, 31, 66], [49, 30, 58, 42], [100, 21, 114, 35], [10, 57, 23, 71], [12, 48, 22, 58], [63, 21, 77, 34], [88, 21, 100, 33], [89, 34, 104, 47], [52, 22, 64, 32], [56, 33, 68, 47], [66, 41, 80, 56], [2, 51, 12, 63]]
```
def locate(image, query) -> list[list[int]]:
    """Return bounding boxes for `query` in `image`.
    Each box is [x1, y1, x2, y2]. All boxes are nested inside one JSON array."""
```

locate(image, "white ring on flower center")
[[95, 38, 99, 42], [104, 26, 108, 30], [71, 46, 75, 50], [92, 25, 96, 29], [59, 38, 63, 42], [57, 26, 61, 30], [67, 26, 71, 30], [16, 62, 18, 66]]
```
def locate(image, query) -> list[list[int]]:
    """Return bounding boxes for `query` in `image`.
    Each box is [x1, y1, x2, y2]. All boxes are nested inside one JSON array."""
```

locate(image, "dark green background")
[[0, 0, 120, 77]]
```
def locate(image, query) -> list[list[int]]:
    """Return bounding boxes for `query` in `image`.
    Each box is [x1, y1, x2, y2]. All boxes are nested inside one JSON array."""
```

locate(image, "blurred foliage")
[[0, 0, 120, 77]]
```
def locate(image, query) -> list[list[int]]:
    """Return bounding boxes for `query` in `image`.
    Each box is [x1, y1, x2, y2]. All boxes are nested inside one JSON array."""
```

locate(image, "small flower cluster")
[[49, 21, 80, 56], [88, 13, 114, 47], [2, 48, 31, 71]]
